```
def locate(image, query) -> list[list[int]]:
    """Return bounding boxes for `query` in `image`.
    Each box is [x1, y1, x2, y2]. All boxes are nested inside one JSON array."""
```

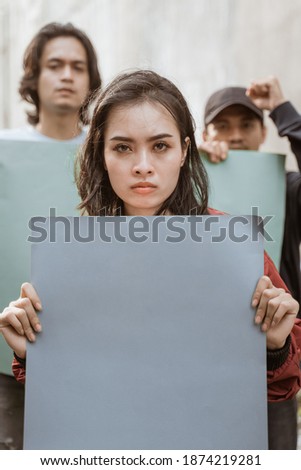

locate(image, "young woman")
[[1, 70, 301, 401]]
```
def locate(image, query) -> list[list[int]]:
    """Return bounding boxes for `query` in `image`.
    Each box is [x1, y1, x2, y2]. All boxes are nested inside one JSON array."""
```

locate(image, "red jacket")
[[12, 209, 301, 402]]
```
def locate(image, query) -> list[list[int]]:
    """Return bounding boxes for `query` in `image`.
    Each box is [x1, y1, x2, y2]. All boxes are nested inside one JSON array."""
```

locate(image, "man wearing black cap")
[[200, 76, 301, 450], [201, 86, 267, 161]]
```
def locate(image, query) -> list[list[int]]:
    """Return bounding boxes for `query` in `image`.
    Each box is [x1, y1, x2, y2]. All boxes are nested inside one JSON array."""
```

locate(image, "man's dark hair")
[[19, 22, 101, 125]]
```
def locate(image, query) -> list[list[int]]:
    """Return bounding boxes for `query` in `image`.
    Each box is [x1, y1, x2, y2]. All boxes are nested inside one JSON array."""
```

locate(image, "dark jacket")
[[270, 102, 301, 313]]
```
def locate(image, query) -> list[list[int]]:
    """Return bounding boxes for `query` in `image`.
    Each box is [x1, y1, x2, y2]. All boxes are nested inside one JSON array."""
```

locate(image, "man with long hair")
[[0, 22, 101, 142], [0, 22, 101, 449]]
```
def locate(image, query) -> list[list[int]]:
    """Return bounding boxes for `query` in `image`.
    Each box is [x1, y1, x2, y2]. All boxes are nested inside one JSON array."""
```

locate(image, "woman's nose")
[[132, 151, 154, 175]]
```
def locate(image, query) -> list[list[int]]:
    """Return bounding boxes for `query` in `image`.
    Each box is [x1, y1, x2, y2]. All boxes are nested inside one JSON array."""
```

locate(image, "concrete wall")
[[0, 0, 300, 168]]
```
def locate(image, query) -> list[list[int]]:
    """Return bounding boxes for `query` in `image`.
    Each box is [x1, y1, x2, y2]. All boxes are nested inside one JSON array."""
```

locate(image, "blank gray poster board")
[[25, 216, 267, 450], [202, 150, 286, 269], [0, 141, 80, 374]]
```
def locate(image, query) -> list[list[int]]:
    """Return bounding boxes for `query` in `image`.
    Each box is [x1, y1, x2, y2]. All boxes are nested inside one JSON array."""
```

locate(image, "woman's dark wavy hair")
[[76, 69, 209, 216], [19, 22, 102, 125]]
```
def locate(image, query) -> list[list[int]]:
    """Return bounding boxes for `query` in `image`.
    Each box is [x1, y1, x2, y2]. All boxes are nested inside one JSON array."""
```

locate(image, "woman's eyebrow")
[[109, 133, 174, 142], [147, 133, 173, 141], [109, 136, 134, 142]]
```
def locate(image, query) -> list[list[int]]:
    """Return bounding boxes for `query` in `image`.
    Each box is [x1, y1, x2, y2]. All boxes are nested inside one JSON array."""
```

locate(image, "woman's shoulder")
[[207, 207, 226, 215]]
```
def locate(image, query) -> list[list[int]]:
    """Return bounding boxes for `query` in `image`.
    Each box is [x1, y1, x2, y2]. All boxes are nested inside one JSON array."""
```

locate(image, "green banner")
[[202, 150, 286, 269], [0, 141, 80, 374], [0, 146, 286, 375]]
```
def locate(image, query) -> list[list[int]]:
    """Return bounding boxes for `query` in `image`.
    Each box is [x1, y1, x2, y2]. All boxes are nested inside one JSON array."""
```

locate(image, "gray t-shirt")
[[0, 126, 87, 143]]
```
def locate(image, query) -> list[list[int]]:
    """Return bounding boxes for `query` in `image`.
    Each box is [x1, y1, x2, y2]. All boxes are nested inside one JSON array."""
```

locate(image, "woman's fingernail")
[[35, 302, 42, 310]]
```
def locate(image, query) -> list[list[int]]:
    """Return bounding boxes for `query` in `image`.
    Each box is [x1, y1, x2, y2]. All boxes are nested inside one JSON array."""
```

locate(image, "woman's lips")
[[131, 182, 157, 194]]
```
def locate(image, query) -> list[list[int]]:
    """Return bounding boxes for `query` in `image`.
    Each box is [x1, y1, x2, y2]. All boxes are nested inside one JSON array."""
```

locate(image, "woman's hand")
[[252, 276, 299, 350], [0, 282, 42, 358]]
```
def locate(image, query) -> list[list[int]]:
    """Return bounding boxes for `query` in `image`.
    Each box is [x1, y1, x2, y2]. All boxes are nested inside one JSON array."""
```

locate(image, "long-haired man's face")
[[104, 101, 189, 216], [204, 105, 266, 150], [37, 36, 90, 117]]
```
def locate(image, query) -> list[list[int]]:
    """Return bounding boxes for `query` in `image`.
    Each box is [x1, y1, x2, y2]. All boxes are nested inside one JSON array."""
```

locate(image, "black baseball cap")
[[204, 86, 264, 125]]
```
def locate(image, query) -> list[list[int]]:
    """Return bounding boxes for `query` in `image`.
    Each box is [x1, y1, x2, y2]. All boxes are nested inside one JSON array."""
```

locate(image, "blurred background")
[[1, 0, 301, 169]]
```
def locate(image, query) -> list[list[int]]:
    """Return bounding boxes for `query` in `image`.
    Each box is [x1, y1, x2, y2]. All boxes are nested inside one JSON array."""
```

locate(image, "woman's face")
[[104, 101, 189, 215]]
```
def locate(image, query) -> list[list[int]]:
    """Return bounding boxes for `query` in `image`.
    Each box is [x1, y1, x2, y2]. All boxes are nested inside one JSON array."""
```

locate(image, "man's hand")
[[198, 140, 228, 163], [246, 76, 286, 111]]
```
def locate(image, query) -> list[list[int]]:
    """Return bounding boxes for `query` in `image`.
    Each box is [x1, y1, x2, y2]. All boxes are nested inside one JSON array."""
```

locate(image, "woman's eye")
[[115, 144, 131, 153], [154, 142, 168, 151]]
